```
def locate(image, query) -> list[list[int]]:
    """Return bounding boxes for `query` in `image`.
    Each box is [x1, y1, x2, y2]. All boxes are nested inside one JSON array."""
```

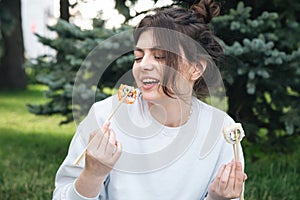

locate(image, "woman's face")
[[132, 30, 194, 103]]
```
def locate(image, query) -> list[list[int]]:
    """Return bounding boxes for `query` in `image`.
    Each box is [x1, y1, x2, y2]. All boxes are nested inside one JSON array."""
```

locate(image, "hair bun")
[[190, 0, 220, 24]]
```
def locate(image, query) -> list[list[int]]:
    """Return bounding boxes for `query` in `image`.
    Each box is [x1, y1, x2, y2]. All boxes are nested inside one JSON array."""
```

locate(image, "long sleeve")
[[52, 104, 108, 200]]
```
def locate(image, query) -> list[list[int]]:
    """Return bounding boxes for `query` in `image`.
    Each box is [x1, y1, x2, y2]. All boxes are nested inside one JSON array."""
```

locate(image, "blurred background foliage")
[[0, 0, 299, 159], [0, 0, 300, 199], [212, 2, 300, 159], [27, 19, 134, 124]]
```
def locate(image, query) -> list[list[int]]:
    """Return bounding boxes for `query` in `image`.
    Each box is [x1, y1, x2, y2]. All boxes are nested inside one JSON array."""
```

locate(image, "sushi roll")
[[223, 123, 245, 144], [118, 84, 137, 104]]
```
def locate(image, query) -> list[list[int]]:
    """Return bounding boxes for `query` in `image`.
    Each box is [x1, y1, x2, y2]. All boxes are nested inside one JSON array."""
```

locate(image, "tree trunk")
[[0, 0, 26, 89], [60, 0, 70, 21]]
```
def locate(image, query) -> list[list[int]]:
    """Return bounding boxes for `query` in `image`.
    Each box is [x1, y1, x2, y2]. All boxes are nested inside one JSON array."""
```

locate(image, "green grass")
[[245, 153, 300, 199], [0, 85, 299, 199], [0, 85, 75, 199]]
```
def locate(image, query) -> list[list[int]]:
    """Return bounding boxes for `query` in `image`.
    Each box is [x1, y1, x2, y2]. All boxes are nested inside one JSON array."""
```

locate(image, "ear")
[[189, 61, 206, 81]]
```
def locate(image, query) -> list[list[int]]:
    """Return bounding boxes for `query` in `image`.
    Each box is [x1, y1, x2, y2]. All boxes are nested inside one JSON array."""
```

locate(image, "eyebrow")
[[134, 46, 164, 52]]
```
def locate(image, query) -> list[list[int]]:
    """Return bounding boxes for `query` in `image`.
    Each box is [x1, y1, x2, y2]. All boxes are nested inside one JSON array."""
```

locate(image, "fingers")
[[105, 129, 116, 154], [112, 141, 122, 162], [87, 121, 111, 149], [98, 130, 109, 154], [209, 163, 225, 193], [209, 161, 245, 199], [219, 161, 233, 191], [88, 121, 110, 151], [102, 129, 122, 160], [88, 129, 103, 152], [88, 131, 97, 142], [226, 161, 236, 191], [243, 173, 248, 181], [215, 164, 226, 182], [88, 123, 122, 163], [234, 161, 246, 191], [101, 121, 110, 134], [83, 123, 122, 178]]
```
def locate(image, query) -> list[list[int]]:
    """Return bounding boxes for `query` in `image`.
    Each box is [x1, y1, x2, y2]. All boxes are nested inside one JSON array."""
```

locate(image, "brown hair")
[[133, 0, 223, 99]]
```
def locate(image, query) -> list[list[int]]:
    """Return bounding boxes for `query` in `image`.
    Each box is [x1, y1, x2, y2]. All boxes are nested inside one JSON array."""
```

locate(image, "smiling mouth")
[[142, 78, 160, 85]]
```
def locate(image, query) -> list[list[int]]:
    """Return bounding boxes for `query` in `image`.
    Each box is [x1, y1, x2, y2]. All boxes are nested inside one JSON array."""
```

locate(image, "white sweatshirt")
[[53, 95, 244, 200]]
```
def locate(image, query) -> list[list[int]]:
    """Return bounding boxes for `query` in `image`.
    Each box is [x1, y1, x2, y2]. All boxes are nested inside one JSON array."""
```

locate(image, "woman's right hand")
[[84, 122, 122, 178], [75, 122, 122, 198]]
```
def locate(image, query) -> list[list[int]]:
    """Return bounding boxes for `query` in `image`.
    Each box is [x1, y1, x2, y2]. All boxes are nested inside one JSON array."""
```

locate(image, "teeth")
[[142, 78, 159, 84]]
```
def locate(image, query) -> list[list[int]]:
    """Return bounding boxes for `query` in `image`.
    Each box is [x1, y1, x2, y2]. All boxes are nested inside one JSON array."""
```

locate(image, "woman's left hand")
[[206, 160, 247, 200]]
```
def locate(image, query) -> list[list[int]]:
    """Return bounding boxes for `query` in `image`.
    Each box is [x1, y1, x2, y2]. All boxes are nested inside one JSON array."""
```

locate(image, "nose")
[[140, 54, 154, 71]]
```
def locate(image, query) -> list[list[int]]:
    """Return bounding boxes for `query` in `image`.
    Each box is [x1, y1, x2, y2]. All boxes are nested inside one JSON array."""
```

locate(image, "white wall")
[[21, 0, 59, 58]]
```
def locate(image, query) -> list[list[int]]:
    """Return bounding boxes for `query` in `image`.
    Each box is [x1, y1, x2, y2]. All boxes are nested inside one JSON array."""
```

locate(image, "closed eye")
[[134, 57, 143, 62], [155, 56, 165, 60]]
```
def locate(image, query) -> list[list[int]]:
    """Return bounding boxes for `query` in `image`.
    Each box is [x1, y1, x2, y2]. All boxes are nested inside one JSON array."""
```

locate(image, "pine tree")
[[27, 20, 134, 124], [212, 2, 300, 156]]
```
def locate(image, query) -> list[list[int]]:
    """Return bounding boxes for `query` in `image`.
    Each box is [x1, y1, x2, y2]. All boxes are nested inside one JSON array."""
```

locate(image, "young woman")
[[53, 0, 247, 199]]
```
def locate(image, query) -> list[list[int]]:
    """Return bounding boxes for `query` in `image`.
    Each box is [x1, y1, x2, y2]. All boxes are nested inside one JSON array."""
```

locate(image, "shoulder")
[[77, 96, 114, 130], [80, 95, 115, 123], [93, 95, 114, 112], [74, 96, 115, 145], [193, 98, 238, 159], [193, 97, 234, 126]]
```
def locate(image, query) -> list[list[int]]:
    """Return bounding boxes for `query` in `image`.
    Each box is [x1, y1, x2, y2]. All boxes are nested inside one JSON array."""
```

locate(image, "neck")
[[148, 97, 192, 127]]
